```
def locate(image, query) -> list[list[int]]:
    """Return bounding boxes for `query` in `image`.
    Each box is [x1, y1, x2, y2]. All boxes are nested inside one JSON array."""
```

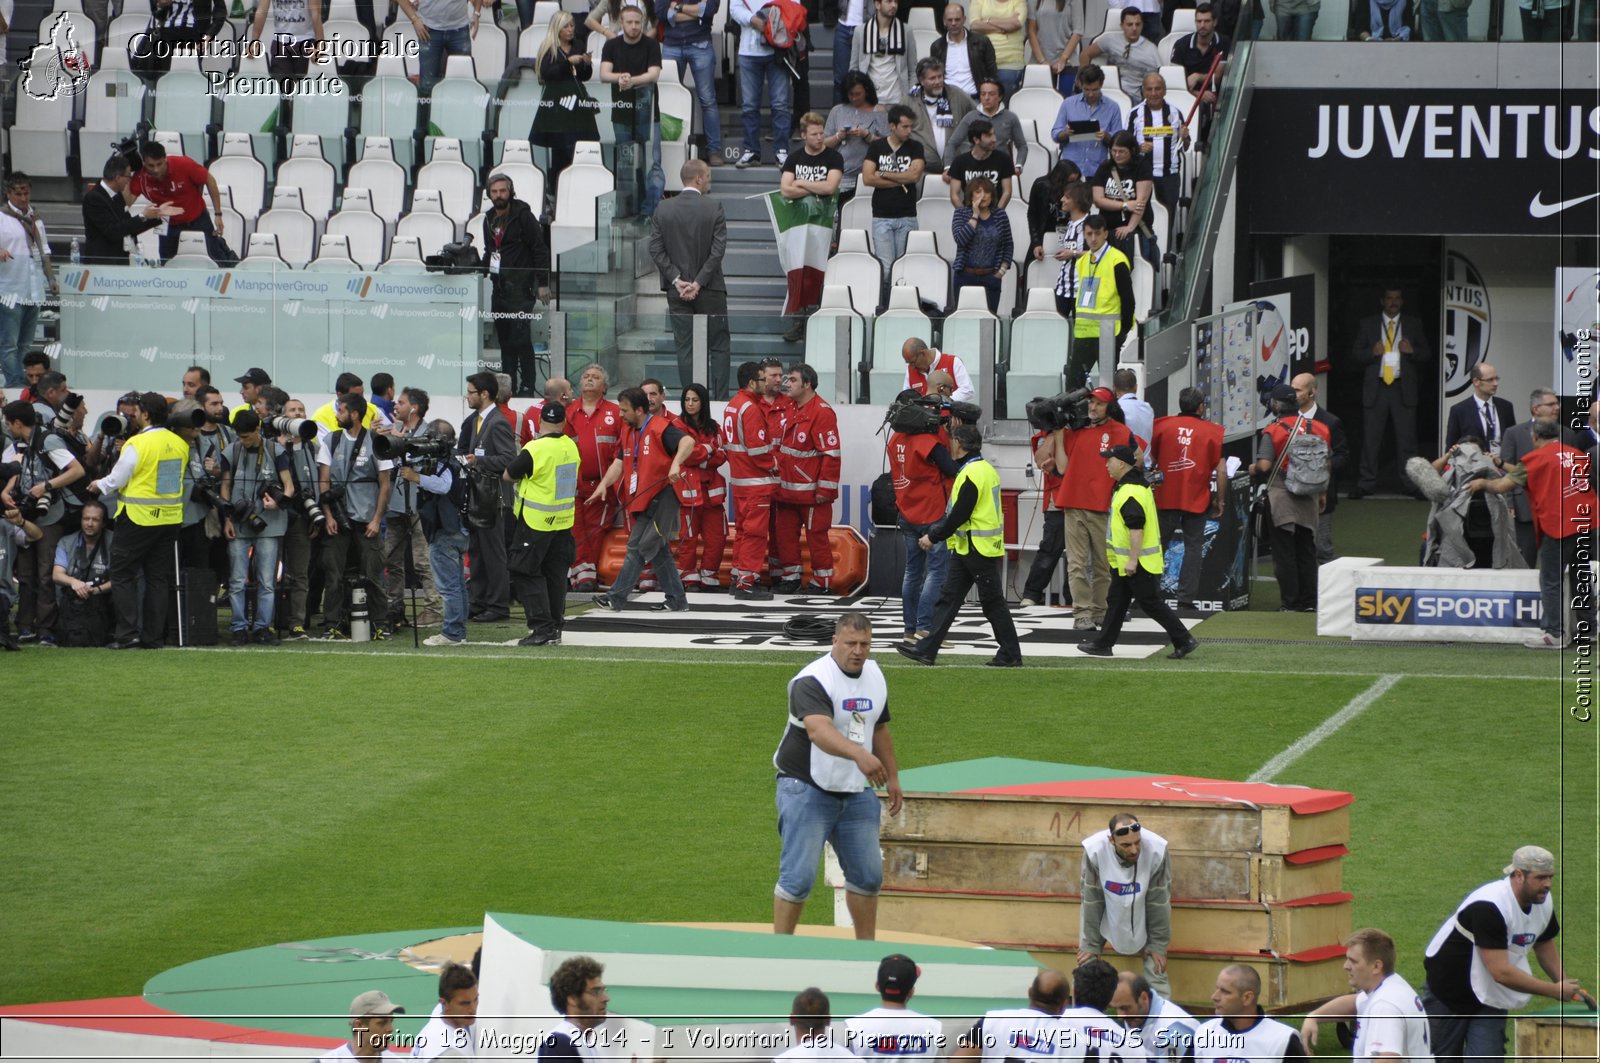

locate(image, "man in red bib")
[[1149, 387, 1226, 607], [774, 364, 842, 593], [723, 361, 779, 600], [564, 364, 622, 591], [901, 338, 975, 402], [1052, 387, 1134, 630]]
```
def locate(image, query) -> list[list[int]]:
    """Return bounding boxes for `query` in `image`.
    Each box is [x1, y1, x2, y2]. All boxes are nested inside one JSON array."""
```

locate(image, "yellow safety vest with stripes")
[[946, 457, 1004, 557], [1105, 479, 1163, 574], [515, 432, 580, 531], [118, 428, 191, 526], [1072, 244, 1130, 340]]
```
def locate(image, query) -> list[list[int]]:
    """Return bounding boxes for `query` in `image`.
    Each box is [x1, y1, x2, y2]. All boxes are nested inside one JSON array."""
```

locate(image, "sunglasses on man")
[[1113, 822, 1142, 837]]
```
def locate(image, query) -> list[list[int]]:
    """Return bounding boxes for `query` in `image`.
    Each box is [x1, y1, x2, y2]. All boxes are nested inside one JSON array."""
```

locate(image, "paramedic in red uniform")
[[673, 383, 728, 589], [1052, 387, 1135, 631], [887, 398, 956, 641], [774, 364, 843, 593], [723, 361, 779, 600], [1149, 386, 1226, 608], [901, 338, 975, 402], [563, 364, 622, 591]]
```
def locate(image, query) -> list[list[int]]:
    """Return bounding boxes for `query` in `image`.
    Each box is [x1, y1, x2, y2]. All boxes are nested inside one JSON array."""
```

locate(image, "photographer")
[[221, 410, 295, 646], [1050, 385, 1134, 631], [181, 386, 236, 595], [51, 497, 114, 647], [404, 419, 472, 648], [84, 392, 143, 493], [2, 399, 87, 646], [277, 398, 322, 640], [885, 389, 957, 643], [0, 490, 44, 651], [318, 392, 393, 640], [379, 387, 442, 630]]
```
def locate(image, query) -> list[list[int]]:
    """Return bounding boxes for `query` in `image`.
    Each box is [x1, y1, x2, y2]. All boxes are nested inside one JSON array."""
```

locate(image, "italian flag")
[[763, 191, 838, 317]]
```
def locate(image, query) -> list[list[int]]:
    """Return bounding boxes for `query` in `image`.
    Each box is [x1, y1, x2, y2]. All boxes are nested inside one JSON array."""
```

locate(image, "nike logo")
[[1529, 192, 1600, 219], [1262, 326, 1284, 362]]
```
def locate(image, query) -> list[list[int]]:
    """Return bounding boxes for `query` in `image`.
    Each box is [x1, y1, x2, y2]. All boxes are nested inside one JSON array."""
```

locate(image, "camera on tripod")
[[1024, 389, 1093, 433], [374, 432, 453, 475]]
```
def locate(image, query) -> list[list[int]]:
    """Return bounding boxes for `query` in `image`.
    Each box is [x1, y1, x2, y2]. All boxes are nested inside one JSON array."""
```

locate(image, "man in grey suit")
[[457, 371, 516, 623], [1499, 387, 1564, 566], [1351, 286, 1431, 497], [649, 159, 732, 397]]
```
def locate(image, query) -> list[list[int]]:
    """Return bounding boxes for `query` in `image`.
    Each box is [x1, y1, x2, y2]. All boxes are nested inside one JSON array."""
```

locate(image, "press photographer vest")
[[182, 428, 232, 527], [1082, 826, 1168, 955], [515, 434, 580, 532], [328, 428, 382, 522], [386, 422, 431, 516], [947, 457, 1003, 557], [1425, 876, 1552, 1010], [119, 428, 190, 526], [224, 439, 287, 538], [778, 651, 888, 793], [1106, 481, 1163, 574], [62, 531, 112, 583], [419, 458, 469, 540], [17, 432, 71, 526]]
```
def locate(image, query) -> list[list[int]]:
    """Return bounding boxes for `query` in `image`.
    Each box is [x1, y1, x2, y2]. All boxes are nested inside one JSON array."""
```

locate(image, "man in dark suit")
[[1292, 372, 1349, 563], [457, 372, 516, 623], [81, 156, 179, 264], [1444, 362, 1517, 455], [1351, 286, 1430, 497], [649, 159, 732, 397]]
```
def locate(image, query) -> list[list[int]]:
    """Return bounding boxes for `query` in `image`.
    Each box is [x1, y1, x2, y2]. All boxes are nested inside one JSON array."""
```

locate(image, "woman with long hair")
[[531, 11, 600, 194], [1026, 159, 1080, 262], [952, 176, 1013, 313], [822, 71, 889, 204], [1092, 130, 1154, 260], [672, 383, 729, 590]]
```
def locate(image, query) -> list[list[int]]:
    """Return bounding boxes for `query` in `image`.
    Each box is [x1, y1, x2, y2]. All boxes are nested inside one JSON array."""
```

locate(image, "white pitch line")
[[1248, 673, 1404, 783]]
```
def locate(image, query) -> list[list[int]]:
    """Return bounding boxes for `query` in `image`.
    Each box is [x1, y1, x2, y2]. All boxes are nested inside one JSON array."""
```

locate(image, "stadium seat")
[[277, 135, 338, 231], [657, 77, 694, 193], [907, 5, 935, 30], [213, 186, 249, 248], [839, 197, 874, 249], [34, 11, 97, 70], [1159, 63, 1187, 93], [822, 247, 882, 318], [166, 230, 217, 267], [380, 235, 429, 271], [147, 129, 183, 157], [199, 19, 240, 78], [466, 192, 493, 248], [397, 188, 458, 256], [428, 69, 493, 170], [327, 194, 387, 269], [517, 23, 545, 62], [889, 232, 950, 314], [347, 139, 408, 224], [1100, 79, 1133, 115], [256, 186, 317, 267], [491, 140, 546, 217], [1016, 120, 1049, 200], [1101, 8, 1121, 33], [74, 60, 148, 163], [211, 132, 268, 221], [915, 196, 956, 260], [1131, 255, 1155, 323], [472, 21, 510, 87], [1010, 83, 1065, 147], [150, 69, 214, 160], [104, 15, 147, 51], [357, 77, 419, 169], [941, 285, 999, 395], [383, 20, 422, 80], [868, 284, 932, 401], [1022, 64, 1054, 90], [418, 139, 478, 229], [836, 228, 870, 256], [805, 285, 863, 403], [1165, 87, 1198, 122], [321, 18, 377, 77], [492, 78, 543, 163], [237, 232, 288, 270], [1007, 289, 1070, 417], [550, 149, 615, 256], [238, 46, 270, 77], [307, 234, 359, 271], [1003, 199, 1029, 267], [1024, 256, 1057, 292], [1169, 8, 1196, 33], [289, 61, 354, 167]]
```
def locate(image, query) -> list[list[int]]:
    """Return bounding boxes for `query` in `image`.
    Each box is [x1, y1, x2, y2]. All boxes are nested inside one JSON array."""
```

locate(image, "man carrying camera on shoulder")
[[377, 387, 442, 631], [0, 483, 45, 650], [318, 392, 393, 640], [1, 398, 87, 646], [51, 497, 115, 647], [220, 410, 295, 646], [275, 398, 322, 640], [399, 419, 472, 648]]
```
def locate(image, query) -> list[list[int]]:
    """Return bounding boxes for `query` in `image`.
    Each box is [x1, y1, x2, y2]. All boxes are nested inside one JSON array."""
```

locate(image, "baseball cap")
[[541, 401, 566, 424], [235, 367, 273, 386], [1270, 383, 1298, 405], [1100, 444, 1138, 464], [877, 954, 919, 999], [1504, 845, 1555, 876], [349, 990, 405, 1018], [1089, 387, 1115, 402]]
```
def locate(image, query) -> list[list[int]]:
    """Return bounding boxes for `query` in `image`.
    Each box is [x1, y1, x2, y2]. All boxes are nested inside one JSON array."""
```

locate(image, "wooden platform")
[[1513, 1008, 1599, 1063]]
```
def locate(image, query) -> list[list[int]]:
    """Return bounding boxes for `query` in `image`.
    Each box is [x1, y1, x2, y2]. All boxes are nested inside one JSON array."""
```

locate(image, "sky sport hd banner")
[[1318, 558, 1545, 643]]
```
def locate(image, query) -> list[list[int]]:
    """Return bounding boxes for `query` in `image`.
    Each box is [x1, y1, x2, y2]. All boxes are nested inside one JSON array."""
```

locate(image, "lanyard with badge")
[[846, 707, 866, 743], [489, 216, 507, 275], [629, 414, 652, 496]]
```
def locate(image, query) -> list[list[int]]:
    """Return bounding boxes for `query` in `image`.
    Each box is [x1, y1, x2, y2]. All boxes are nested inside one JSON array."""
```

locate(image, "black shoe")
[[253, 628, 280, 645], [800, 582, 830, 594], [733, 585, 773, 601], [772, 579, 802, 594], [1077, 641, 1113, 657], [590, 595, 622, 611], [894, 643, 935, 666], [518, 631, 561, 646], [650, 601, 690, 612], [1168, 638, 1200, 660], [985, 655, 1023, 667], [470, 611, 510, 623], [782, 318, 807, 343], [230, 630, 250, 647], [1348, 486, 1369, 499], [108, 640, 142, 650]]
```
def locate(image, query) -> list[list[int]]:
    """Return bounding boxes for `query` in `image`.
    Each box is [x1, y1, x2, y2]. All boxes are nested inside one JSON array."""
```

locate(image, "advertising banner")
[[1318, 557, 1543, 643]]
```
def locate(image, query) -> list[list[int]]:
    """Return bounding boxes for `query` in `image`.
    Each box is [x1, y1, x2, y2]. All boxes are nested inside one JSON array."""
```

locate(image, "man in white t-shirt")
[[412, 962, 479, 1059], [1300, 929, 1432, 1063], [846, 955, 945, 1063], [319, 990, 405, 1062], [777, 989, 861, 1063]]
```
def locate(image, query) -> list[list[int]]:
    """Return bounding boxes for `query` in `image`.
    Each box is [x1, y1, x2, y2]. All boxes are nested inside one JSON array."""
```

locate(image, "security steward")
[[895, 424, 1022, 668], [1059, 215, 1134, 390], [1078, 444, 1198, 660], [506, 401, 581, 646], [86, 392, 191, 649]]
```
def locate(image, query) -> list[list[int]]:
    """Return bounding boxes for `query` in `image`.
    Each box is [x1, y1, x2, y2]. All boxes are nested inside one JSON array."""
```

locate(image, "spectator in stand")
[[126, 143, 228, 263], [1129, 74, 1187, 212], [131, 0, 225, 74], [849, 0, 918, 106], [906, 61, 973, 179], [672, 383, 728, 589], [945, 79, 1029, 174], [862, 105, 926, 278], [586, 0, 646, 45], [1271, 0, 1318, 39], [0, 173, 54, 390], [945, 119, 1014, 208], [824, 72, 890, 204], [1048, 181, 1093, 291], [929, 4, 997, 98], [731, 0, 794, 168], [656, 0, 723, 164], [1092, 130, 1153, 260], [1172, 4, 1227, 102], [1365, 0, 1410, 39], [1058, 216, 1133, 388], [247, 0, 325, 87], [1027, 0, 1082, 96], [969, 0, 1027, 97], [830, 0, 866, 105], [1149, 387, 1225, 607], [1083, 8, 1160, 100], [601, 6, 666, 215], [1419, 0, 1469, 37], [1051, 64, 1122, 176], [531, 13, 600, 196], [394, 0, 484, 95], [780, 115, 846, 341], [1026, 159, 1081, 262], [951, 178, 1013, 314]]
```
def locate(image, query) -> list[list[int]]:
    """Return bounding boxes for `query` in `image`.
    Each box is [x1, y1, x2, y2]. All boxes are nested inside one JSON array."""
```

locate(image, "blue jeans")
[[227, 534, 281, 632], [996, 67, 1023, 101], [419, 24, 471, 94], [774, 774, 883, 902], [738, 52, 792, 157], [900, 521, 948, 633], [616, 84, 665, 215], [663, 39, 721, 153], [1422, 988, 1507, 1063], [1369, 0, 1411, 36], [1419, 0, 1469, 37], [515, 0, 535, 28], [1538, 531, 1595, 641], [428, 529, 470, 641], [872, 216, 916, 278], [831, 23, 856, 103], [605, 492, 688, 608], [0, 302, 41, 388], [1277, 10, 1318, 37]]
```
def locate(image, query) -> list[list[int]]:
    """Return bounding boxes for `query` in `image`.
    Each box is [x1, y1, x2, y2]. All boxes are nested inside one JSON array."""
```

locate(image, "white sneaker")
[[736, 150, 759, 168], [1019, 597, 1041, 608], [1524, 632, 1564, 649], [423, 633, 467, 647], [775, 148, 789, 167]]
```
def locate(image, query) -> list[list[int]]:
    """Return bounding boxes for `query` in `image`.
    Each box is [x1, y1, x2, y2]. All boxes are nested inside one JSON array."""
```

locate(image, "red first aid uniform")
[[616, 414, 677, 514], [674, 420, 728, 587], [889, 431, 950, 525], [904, 351, 965, 396], [1055, 420, 1135, 513], [774, 395, 842, 588], [517, 401, 546, 446], [1030, 430, 1063, 513], [763, 395, 794, 579], [1523, 442, 1592, 541], [722, 390, 778, 589], [564, 398, 622, 585], [1149, 414, 1224, 514]]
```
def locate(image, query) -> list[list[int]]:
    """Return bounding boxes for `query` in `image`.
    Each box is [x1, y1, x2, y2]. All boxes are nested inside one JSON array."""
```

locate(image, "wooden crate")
[[1513, 1013, 1599, 1062], [1029, 946, 1350, 1013], [880, 842, 1346, 903]]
